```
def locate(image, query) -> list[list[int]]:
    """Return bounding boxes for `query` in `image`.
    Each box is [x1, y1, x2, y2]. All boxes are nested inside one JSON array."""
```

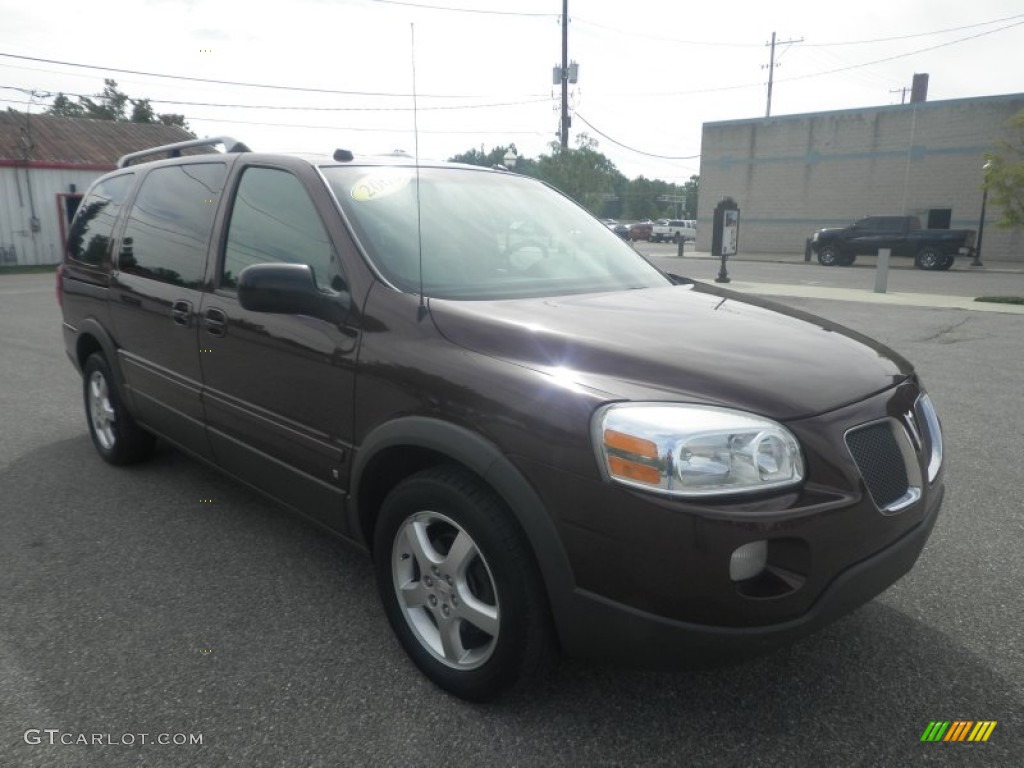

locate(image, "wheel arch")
[[350, 417, 576, 632], [73, 319, 133, 405]]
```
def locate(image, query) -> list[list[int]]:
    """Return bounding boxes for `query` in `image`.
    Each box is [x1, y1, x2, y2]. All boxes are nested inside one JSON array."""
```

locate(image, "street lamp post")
[[503, 146, 518, 170], [972, 160, 993, 267]]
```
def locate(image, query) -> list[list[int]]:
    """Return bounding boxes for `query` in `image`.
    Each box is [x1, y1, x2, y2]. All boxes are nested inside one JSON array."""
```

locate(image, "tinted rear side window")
[[66, 173, 135, 266], [119, 163, 227, 288]]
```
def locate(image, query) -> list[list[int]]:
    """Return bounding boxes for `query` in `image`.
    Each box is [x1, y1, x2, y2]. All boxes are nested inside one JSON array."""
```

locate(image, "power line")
[[0, 85, 550, 113], [804, 13, 1024, 46], [573, 12, 1024, 48], [588, 17, 1024, 99], [573, 18, 759, 47], [0, 51, 507, 99], [364, 0, 556, 16], [573, 113, 699, 160], [779, 18, 1024, 85], [0, 96, 552, 136]]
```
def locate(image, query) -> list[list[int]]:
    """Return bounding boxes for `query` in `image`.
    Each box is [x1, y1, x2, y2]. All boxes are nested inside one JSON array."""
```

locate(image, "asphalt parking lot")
[[1, 269, 1021, 767]]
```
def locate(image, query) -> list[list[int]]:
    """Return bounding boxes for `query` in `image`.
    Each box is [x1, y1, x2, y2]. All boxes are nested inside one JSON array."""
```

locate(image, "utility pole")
[[764, 31, 802, 118], [560, 0, 569, 150], [890, 86, 909, 105]]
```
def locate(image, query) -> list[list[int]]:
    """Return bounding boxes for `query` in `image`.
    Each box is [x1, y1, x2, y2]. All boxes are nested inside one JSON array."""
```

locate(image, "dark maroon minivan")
[[59, 138, 944, 700]]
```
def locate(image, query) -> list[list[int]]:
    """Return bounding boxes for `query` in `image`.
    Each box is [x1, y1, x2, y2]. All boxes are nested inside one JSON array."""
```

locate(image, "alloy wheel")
[[391, 510, 500, 670], [88, 370, 117, 451]]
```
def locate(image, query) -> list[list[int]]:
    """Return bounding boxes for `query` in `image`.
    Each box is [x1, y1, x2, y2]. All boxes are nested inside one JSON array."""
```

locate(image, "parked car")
[[651, 218, 697, 243], [810, 215, 975, 270], [628, 220, 653, 241], [601, 218, 630, 240], [59, 137, 945, 702]]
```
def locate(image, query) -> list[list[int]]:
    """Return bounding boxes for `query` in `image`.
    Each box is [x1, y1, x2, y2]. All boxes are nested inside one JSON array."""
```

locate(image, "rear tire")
[[373, 465, 554, 701], [82, 353, 155, 465]]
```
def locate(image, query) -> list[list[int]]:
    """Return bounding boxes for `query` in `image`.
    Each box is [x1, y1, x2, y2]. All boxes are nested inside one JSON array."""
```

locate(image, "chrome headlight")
[[592, 403, 804, 498], [916, 393, 943, 483]]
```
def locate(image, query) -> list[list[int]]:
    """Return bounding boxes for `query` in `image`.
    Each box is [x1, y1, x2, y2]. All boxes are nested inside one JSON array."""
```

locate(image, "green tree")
[[447, 139, 696, 220], [682, 174, 699, 219], [44, 79, 192, 135], [532, 134, 627, 216], [78, 79, 130, 120], [155, 113, 190, 131], [984, 109, 1024, 228], [130, 98, 156, 124], [449, 145, 512, 167], [46, 93, 85, 118], [449, 143, 538, 176]]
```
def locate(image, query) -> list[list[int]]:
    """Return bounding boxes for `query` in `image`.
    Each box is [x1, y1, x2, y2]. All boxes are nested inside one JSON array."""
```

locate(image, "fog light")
[[730, 540, 767, 582]]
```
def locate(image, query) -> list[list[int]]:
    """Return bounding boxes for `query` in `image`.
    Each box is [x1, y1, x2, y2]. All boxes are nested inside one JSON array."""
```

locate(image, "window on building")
[[927, 209, 952, 229], [119, 163, 227, 288]]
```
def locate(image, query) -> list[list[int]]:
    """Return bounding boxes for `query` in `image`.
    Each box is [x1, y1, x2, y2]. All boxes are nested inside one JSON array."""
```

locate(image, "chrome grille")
[[845, 422, 911, 511]]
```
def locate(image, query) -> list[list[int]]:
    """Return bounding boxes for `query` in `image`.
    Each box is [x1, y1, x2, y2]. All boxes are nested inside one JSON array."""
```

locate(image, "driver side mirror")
[[238, 263, 350, 324]]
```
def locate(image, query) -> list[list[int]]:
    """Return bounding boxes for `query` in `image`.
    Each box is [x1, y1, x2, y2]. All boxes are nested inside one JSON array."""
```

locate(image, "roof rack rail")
[[117, 136, 251, 168]]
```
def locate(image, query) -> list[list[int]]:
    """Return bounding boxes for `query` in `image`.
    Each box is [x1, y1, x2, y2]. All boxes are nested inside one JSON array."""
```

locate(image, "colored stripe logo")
[[920, 721, 997, 742]]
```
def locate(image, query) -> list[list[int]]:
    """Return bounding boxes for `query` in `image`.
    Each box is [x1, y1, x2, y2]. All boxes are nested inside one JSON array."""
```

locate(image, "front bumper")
[[556, 481, 942, 664]]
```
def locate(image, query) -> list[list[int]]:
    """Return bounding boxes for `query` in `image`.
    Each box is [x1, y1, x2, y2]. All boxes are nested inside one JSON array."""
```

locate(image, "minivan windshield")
[[322, 165, 669, 300]]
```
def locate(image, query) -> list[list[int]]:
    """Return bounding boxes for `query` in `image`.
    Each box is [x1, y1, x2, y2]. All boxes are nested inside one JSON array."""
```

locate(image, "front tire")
[[816, 244, 842, 266], [915, 247, 946, 270], [82, 353, 155, 465], [373, 466, 553, 701]]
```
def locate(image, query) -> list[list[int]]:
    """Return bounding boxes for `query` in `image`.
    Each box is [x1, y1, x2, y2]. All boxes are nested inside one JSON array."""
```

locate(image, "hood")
[[428, 284, 913, 420]]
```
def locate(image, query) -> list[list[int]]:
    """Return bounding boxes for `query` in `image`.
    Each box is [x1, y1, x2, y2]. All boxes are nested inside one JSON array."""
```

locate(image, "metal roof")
[[0, 111, 197, 168]]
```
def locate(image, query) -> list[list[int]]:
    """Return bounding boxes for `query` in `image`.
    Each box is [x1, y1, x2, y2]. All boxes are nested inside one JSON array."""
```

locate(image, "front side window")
[[119, 163, 226, 288], [222, 167, 337, 290], [323, 166, 668, 300], [66, 173, 134, 266]]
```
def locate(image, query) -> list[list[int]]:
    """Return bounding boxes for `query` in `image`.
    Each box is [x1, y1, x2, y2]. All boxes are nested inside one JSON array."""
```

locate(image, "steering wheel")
[[504, 240, 549, 273]]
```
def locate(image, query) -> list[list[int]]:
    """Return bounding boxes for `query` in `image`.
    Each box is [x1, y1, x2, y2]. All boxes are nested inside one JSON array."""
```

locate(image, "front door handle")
[[204, 307, 228, 337], [171, 300, 193, 327]]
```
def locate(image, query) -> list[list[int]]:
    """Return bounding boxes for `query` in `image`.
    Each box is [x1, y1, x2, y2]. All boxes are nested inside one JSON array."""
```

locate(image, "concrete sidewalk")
[[686, 248, 1024, 274], [640, 246, 1024, 314], [717, 280, 1024, 314]]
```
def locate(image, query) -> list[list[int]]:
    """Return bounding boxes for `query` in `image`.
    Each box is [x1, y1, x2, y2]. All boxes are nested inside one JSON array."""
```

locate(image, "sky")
[[2, 0, 1023, 183]]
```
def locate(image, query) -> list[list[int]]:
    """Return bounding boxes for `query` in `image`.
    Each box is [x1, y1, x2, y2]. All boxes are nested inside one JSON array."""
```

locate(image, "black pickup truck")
[[809, 215, 975, 270]]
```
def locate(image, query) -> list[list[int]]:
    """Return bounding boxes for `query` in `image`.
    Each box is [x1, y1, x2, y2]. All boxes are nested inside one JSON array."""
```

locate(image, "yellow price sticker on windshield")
[[351, 171, 412, 202]]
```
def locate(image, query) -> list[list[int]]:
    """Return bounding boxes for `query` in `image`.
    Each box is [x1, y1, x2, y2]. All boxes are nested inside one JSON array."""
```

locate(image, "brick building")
[[696, 93, 1024, 264], [0, 111, 193, 267]]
